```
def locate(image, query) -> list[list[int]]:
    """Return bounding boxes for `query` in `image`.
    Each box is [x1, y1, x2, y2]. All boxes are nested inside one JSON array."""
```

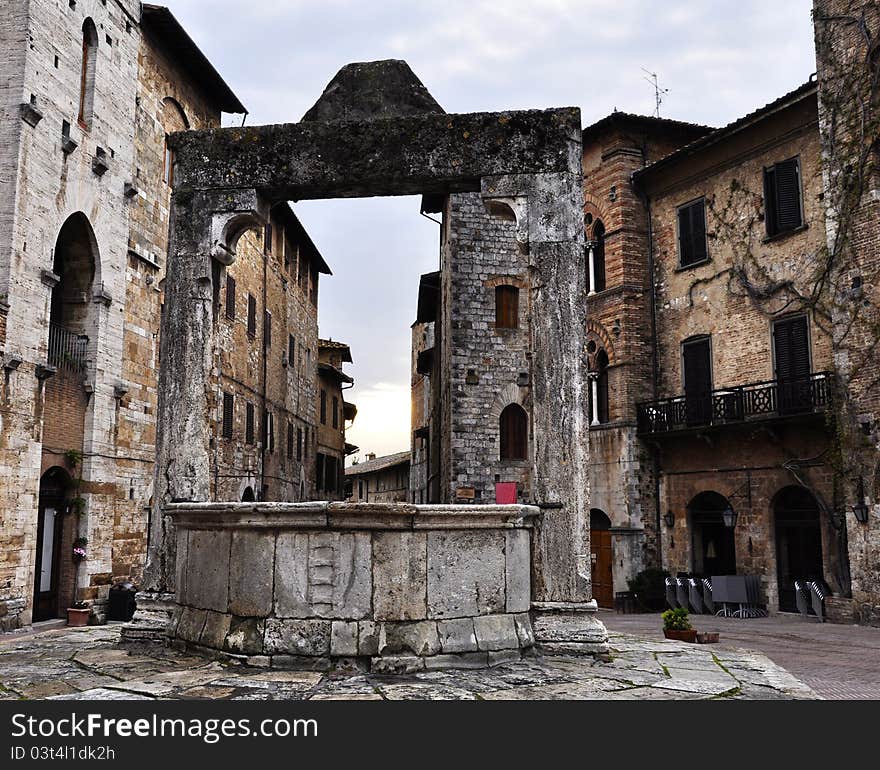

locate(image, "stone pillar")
[[142, 188, 265, 598], [587, 245, 596, 295], [590, 374, 600, 427], [482, 168, 608, 654]]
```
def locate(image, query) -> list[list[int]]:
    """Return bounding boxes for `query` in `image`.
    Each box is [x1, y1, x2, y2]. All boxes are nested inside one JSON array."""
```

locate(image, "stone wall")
[[168, 502, 538, 671]]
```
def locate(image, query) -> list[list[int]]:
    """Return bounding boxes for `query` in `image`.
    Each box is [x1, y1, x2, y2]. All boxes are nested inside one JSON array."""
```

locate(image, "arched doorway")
[[241, 486, 255, 502], [689, 491, 736, 577], [774, 486, 823, 612], [590, 508, 613, 608], [33, 467, 71, 622]]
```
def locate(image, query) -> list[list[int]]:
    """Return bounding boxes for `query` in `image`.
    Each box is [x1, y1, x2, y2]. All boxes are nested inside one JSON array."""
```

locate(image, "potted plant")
[[662, 607, 697, 642], [67, 602, 90, 627]]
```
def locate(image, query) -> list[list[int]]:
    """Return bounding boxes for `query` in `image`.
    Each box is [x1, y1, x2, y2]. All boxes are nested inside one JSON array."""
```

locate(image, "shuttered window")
[[326, 455, 339, 494], [245, 402, 255, 445], [288, 334, 296, 367], [247, 294, 257, 338], [682, 336, 712, 426], [225, 275, 236, 320], [320, 390, 327, 425], [500, 404, 528, 460], [316, 453, 326, 491], [677, 199, 708, 267], [764, 157, 803, 237], [262, 410, 274, 452], [773, 316, 810, 382], [495, 286, 519, 329], [332, 396, 339, 429], [264, 311, 272, 349], [297, 427, 303, 461], [264, 222, 273, 254], [287, 421, 294, 459], [222, 392, 234, 439]]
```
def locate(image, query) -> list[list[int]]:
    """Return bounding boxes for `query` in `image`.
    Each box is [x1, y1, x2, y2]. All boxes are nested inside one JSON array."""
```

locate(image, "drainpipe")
[[260, 242, 268, 501]]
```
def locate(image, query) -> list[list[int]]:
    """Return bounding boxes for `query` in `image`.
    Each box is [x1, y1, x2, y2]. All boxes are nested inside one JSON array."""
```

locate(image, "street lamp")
[[721, 506, 738, 529], [852, 477, 870, 524]]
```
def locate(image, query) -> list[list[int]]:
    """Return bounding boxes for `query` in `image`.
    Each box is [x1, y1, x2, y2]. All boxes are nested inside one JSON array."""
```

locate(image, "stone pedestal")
[[531, 601, 609, 656], [120, 591, 176, 644]]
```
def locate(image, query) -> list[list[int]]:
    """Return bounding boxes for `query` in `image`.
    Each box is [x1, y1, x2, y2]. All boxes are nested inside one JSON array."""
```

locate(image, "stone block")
[[185, 530, 230, 612], [200, 611, 232, 649], [370, 655, 425, 674], [427, 531, 505, 618], [380, 621, 441, 656], [224, 617, 266, 655], [424, 652, 489, 671], [271, 656, 332, 672], [488, 649, 521, 667], [176, 607, 207, 644], [358, 621, 380, 656], [265, 619, 331, 656], [372, 531, 427, 620], [437, 618, 478, 653], [274, 532, 371, 619], [531, 610, 608, 645], [330, 621, 359, 657], [505, 529, 531, 613], [229, 531, 274, 617], [474, 614, 519, 651], [174, 530, 189, 603], [514, 612, 535, 648]]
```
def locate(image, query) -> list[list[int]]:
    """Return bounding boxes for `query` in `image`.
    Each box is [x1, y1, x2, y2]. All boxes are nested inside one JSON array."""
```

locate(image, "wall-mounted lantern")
[[663, 511, 675, 528], [721, 506, 738, 529], [852, 476, 870, 524]]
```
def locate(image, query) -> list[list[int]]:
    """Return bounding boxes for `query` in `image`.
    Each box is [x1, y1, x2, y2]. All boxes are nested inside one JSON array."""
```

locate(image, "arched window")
[[161, 99, 189, 187], [588, 220, 606, 293], [594, 349, 609, 424], [500, 403, 528, 460], [78, 19, 98, 129], [495, 285, 519, 329]]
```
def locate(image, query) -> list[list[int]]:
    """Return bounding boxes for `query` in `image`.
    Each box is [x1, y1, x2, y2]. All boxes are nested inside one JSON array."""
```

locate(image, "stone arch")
[[687, 491, 736, 576], [488, 383, 528, 423], [500, 403, 528, 461], [586, 320, 615, 367], [583, 192, 610, 230], [161, 97, 190, 132], [772, 485, 824, 612]]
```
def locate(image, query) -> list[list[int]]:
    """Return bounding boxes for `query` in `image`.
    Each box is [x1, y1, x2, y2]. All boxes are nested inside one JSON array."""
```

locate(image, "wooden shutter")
[[288, 334, 295, 366], [222, 392, 234, 439], [247, 294, 256, 337], [773, 316, 810, 382], [765, 158, 802, 236], [287, 422, 294, 459], [225, 275, 236, 320], [320, 390, 327, 424], [495, 286, 519, 329], [332, 396, 339, 429], [678, 200, 707, 266], [264, 222, 273, 254], [245, 402, 255, 445], [683, 337, 712, 395], [297, 427, 303, 461]]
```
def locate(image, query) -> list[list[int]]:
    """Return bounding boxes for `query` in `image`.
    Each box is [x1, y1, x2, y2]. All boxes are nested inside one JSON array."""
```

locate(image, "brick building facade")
[[0, 2, 337, 630]]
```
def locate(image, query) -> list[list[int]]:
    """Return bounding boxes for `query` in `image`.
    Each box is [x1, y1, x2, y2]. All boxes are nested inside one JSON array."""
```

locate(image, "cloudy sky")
[[165, 0, 817, 459]]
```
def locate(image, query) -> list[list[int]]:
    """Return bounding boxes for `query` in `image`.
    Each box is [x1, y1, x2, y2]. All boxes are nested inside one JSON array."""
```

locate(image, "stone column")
[[590, 374, 600, 426], [587, 245, 596, 296], [482, 167, 608, 654]]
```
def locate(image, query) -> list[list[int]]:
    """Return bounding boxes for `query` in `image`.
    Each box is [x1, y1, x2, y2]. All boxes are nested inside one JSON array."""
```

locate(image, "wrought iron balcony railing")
[[637, 372, 833, 435], [48, 323, 89, 373]]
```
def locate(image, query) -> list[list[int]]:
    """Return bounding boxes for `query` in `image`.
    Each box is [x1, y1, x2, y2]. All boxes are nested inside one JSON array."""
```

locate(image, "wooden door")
[[591, 529, 614, 609]]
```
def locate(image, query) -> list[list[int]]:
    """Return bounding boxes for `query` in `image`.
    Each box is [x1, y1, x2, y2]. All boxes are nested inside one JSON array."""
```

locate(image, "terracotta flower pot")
[[663, 628, 697, 643], [67, 608, 90, 627]]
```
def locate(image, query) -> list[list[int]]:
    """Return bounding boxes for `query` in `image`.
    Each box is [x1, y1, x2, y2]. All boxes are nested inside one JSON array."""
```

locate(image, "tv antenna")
[[642, 68, 669, 117]]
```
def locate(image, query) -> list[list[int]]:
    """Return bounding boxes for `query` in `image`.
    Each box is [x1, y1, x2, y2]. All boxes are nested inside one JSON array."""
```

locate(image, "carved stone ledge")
[[20, 102, 43, 128]]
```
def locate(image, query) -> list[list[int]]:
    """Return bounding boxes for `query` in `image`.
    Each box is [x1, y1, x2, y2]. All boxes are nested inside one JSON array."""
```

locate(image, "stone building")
[[316, 339, 356, 501], [0, 2, 331, 630], [346, 451, 410, 504]]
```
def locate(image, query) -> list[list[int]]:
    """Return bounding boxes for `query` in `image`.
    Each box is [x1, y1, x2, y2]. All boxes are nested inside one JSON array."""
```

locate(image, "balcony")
[[637, 372, 833, 436], [48, 323, 88, 374]]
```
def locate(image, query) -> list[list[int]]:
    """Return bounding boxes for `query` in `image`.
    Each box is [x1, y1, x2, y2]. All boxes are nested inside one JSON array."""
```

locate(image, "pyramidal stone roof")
[[301, 59, 445, 122]]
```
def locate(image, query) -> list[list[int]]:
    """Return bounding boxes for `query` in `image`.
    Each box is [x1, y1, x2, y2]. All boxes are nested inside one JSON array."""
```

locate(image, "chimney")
[[366, 452, 376, 461]]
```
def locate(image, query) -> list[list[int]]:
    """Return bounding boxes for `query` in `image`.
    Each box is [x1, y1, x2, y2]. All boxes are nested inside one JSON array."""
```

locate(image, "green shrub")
[[662, 607, 691, 631], [627, 568, 670, 612]]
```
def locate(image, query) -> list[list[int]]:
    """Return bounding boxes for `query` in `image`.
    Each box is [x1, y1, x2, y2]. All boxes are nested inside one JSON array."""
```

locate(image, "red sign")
[[495, 482, 518, 504]]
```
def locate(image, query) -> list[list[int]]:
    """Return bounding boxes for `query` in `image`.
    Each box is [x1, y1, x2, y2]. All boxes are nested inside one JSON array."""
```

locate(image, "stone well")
[[167, 502, 540, 672]]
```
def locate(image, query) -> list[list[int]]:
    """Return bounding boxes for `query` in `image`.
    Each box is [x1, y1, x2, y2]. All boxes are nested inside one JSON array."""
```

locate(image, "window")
[[287, 421, 294, 459], [316, 453, 326, 491], [222, 392, 234, 439], [332, 396, 339, 429], [682, 336, 712, 426], [225, 275, 236, 320], [310, 267, 319, 306], [163, 138, 174, 186], [247, 294, 257, 338], [764, 157, 803, 237], [320, 389, 327, 425], [288, 334, 296, 367], [325, 455, 339, 494], [677, 199, 707, 267], [358, 480, 364, 500], [263, 410, 274, 452], [78, 19, 98, 128], [264, 311, 272, 349], [773, 315, 811, 413], [245, 402, 255, 445], [500, 403, 528, 461], [296, 427, 303, 461], [589, 220, 606, 293], [495, 285, 519, 329], [592, 350, 609, 425], [264, 222, 273, 254]]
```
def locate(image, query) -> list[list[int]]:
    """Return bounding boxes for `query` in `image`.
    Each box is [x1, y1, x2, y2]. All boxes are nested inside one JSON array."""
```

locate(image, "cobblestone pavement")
[[601, 611, 880, 700], [0, 624, 814, 700]]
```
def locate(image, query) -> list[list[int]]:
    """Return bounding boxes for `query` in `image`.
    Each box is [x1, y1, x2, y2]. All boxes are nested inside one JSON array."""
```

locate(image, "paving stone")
[[424, 652, 489, 671]]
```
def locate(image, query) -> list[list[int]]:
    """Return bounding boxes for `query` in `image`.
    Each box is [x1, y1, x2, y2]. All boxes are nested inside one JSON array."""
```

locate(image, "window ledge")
[[674, 257, 712, 273], [762, 223, 808, 244]]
